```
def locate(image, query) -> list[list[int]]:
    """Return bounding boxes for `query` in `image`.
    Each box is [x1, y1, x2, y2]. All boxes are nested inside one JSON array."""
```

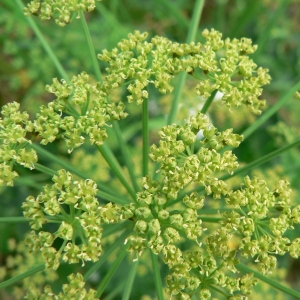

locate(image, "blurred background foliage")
[[1, 0, 300, 299]]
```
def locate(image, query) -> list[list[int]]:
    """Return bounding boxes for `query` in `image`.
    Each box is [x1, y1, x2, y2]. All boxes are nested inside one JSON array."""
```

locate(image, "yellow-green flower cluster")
[[2, 24, 298, 299], [0, 102, 37, 186], [26, 273, 98, 299], [98, 29, 270, 114], [90, 110, 300, 298], [196, 29, 271, 114], [146, 176, 298, 298], [22, 169, 102, 269], [24, 0, 101, 26], [224, 177, 300, 274], [150, 112, 242, 199], [35, 72, 127, 152], [164, 250, 258, 298]]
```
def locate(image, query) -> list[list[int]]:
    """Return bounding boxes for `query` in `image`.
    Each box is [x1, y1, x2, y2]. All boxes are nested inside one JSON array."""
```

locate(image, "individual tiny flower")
[[199, 288, 211, 300], [163, 227, 181, 244], [134, 220, 148, 235]]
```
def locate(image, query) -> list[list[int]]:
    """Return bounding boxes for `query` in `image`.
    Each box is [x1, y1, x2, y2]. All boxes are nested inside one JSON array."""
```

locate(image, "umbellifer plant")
[[1, 0, 300, 299]]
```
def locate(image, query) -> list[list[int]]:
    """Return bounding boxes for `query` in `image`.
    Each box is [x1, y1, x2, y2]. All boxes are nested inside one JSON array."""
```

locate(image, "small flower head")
[[24, 0, 102, 26], [23, 170, 102, 269]]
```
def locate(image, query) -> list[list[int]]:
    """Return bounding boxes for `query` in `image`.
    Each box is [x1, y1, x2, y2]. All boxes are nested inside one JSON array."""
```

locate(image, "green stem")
[[31, 144, 87, 178], [79, 10, 103, 82], [0, 264, 45, 290], [14, 0, 69, 81], [236, 263, 300, 298], [167, 0, 205, 124], [199, 216, 222, 223], [84, 228, 132, 280], [34, 159, 129, 204], [220, 137, 300, 181], [113, 121, 140, 192], [14, 177, 44, 190], [34, 162, 56, 176], [143, 97, 149, 176], [209, 285, 230, 297], [0, 216, 27, 223], [97, 190, 130, 205], [31, 143, 129, 202], [103, 282, 126, 300], [95, 243, 130, 298], [96, 144, 136, 200], [242, 80, 300, 140], [197, 208, 232, 214], [102, 221, 132, 238], [121, 261, 139, 300], [151, 251, 165, 300], [82, 90, 91, 116], [201, 89, 218, 114]]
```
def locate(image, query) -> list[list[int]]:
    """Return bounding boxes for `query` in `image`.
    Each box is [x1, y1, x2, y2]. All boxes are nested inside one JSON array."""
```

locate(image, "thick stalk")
[[113, 121, 140, 192]]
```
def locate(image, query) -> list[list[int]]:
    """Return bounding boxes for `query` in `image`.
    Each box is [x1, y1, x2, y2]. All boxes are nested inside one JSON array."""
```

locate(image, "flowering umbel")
[[22, 170, 102, 269], [2, 24, 299, 300]]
